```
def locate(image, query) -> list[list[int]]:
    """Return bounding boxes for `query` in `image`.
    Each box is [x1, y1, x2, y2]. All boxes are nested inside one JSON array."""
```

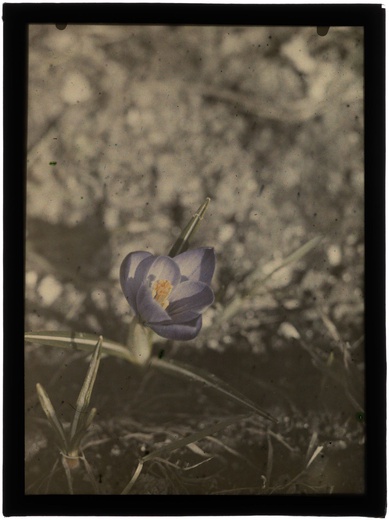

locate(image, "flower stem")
[[126, 316, 153, 366]]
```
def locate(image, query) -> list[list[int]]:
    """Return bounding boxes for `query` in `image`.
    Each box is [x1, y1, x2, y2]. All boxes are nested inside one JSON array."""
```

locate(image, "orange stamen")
[[151, 279, 173, 310]]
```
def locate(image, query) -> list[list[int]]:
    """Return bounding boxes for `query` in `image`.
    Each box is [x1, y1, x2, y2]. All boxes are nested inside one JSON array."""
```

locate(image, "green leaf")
[[150, 357, 277, 423], [220, 235, 323, 322], [70, 336, 103, 442], [121, 461, 144, 495], [36, 383, 68, 451], [85, 407, 97, 430], [25, 331, 137, 363], [245, 235, 323, 291], [168, 197, 211, 257]]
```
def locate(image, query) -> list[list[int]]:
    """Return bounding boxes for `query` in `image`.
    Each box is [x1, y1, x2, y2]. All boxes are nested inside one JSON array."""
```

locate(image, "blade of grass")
[[220, 236, 323, 322], [61, 456, 74, 494], [206, 436, 258, 471], [25, 331, 136, 363], [168, 197, 211, 257], [36, 383, 68, 451], [142, 414, 251, 463], [151, 455, 214, 472], [266, 431, 274, 486], [151, 357, 277, 423], [81, 453, 99, 494], [291, 329, 364, 412], [305, 431, 319, 464], [121, 461, 144, 495], [84, 407, 97, 431], [306, 445, 324, 469], [69, 407, 98, 451], [304, 344, 363, 411], [268, 430, 298, 453], [246, 235, 323, 291], [70, 336, 103, 441], [44, 458, 60, 494]]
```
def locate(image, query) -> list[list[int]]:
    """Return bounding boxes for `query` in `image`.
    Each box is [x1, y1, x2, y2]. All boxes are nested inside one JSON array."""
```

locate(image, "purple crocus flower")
[[120, 248, 215, 340]]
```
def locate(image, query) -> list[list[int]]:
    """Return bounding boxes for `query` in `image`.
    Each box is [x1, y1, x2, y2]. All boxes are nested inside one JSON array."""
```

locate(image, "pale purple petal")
[[167, 309, 200, 324], [133, 255, 158, 288], [120, 247, 215, 341], [174, 248, 215, 284], [136, 284, 172, 325], [145, 256, 181, 288], [150, 315, 202, 340], [168, 281, 214, 316], [120, 251, 153, 312]]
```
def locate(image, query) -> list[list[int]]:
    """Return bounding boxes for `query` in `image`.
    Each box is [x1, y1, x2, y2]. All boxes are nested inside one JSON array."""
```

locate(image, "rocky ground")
[[25, 24, 364, 494]]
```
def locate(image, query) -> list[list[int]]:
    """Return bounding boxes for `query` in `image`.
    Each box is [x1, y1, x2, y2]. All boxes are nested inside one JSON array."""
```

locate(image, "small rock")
[[37, 275, 63, 305], [61, 72, 93, 104]]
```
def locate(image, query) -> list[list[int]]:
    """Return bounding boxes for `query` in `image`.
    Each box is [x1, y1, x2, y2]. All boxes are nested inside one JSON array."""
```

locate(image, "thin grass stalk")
[[121, 461, 144, 495], [151, 357, 277, 423], [61, 456, 74, 494], [168, 197, 210, 257], [70, 336, 103, 441], [81, 453, 99, 494], [142, 414, 251, 463], [36, 383, 68, 451], [44, 458, 60, 494], [306, 445, 324, 469], [305, 431, 319, 465], [25, 331, 136, 363], [266, 431, 274, 487], [220, 235, 323, 322]]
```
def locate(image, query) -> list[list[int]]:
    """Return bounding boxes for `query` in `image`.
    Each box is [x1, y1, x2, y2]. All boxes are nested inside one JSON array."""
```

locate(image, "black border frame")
[[3, 3, 386, 516]]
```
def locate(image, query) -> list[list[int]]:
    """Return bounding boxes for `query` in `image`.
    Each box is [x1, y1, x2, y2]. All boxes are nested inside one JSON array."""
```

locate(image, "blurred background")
[[25, 24, 364, 494]]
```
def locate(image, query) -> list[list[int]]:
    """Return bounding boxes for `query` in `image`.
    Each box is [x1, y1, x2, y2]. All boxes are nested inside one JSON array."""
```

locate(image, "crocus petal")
[[168, 281, 214, 317], [120, 251, 153, 312], [144, 255, 181, 288], [149, 315, 202, 341], [120, 247, 216, 341], [136, 284, 172, 325], [174, 248, 215, 284], [133, 255, 158, 289], [168, 309, 200, 324]]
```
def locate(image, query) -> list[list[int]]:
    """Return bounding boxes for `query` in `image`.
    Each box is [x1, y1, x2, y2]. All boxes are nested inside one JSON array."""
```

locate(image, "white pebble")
[[25, 270, 38, 288], [218, 224, 236, 242], [278, 322, 300, 340], [61, 72, 93, 104], [37, 276, 63, 305], [327, 244, 342, 266]]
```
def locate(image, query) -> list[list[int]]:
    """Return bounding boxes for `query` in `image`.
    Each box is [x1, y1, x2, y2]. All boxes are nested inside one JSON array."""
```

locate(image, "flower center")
[[151, 279, 173, 310]]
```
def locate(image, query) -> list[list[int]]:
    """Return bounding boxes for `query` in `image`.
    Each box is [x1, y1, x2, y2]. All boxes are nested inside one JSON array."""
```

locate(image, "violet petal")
[[168, 281, 214, 316], [144, 255, 181, 288], [120, 251, 153, 312], [174, 247, 215, 284], [150, 315, 202, 340], [168, 309, 200, 324]]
